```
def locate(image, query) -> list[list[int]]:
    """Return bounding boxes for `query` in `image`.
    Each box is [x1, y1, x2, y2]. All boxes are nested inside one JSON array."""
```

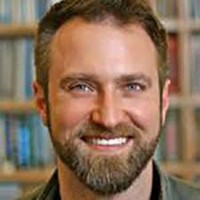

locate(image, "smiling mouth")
[[81, 136, 133, 149]]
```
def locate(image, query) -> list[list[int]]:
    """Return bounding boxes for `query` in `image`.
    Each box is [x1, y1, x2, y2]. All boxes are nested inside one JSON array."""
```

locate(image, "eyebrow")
[[59, 73, 100, 87], [115, 74, 152, 87]]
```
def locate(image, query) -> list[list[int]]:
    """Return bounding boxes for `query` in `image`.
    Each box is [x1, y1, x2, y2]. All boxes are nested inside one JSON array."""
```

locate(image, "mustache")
[[75, 122, 141, 138]]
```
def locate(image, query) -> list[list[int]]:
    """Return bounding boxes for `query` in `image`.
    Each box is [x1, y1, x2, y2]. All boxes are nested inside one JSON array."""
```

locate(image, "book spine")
[[17, 115, 31, 168], [0, 114, 6, 165], [168, 34, 180, 94]]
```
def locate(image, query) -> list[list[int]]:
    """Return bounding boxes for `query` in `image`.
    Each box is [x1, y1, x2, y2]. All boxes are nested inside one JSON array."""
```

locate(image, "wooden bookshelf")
[[0, 167, 53, 183], [162, 162, 200, 180], [0, 24, 36, 37], [0, 100, 36, 113], [0, 162, 200, 183], [0, 0, 200, 188]]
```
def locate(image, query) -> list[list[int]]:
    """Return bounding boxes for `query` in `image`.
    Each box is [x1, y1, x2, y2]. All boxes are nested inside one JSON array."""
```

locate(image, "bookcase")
[[1, 0, 200, 198], [0, 1, 56, 198], [154, 0, 200, 182]]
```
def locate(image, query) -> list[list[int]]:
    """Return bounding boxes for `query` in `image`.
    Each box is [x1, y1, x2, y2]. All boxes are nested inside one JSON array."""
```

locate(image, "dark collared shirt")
[[18, 161, 200, 200]]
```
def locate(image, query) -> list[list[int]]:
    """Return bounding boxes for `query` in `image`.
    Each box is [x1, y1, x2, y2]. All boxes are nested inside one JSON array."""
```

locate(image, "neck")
[[58, 159, 154, 200]]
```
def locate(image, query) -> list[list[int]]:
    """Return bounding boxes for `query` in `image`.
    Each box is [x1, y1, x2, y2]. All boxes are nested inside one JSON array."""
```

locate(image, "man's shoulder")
[[154, 161, 200, 200], [17, 185, 44, 200], [17, 169, 59, 200], [165, 174, 200, 200]]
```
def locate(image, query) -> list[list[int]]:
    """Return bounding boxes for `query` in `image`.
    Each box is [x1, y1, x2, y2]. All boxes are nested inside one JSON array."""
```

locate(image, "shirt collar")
[[37, 161, 167, 200], [36, 169, 60, 200]]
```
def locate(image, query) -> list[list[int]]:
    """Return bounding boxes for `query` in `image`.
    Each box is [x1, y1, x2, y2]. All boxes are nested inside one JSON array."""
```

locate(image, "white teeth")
[[90, 137, 127, 146]]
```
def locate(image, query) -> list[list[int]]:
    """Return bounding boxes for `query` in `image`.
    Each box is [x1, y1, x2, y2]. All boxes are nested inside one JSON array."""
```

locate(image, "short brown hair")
[[35, 0, 168, 96]]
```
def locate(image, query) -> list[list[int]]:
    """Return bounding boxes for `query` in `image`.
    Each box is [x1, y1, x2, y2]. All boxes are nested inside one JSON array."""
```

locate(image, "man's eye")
[[68, 83, 94, 93], [125, 82, 146, 92]]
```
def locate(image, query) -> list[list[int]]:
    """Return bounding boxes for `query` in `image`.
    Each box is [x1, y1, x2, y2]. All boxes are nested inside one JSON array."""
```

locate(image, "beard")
[[50, 122, 160, 196]]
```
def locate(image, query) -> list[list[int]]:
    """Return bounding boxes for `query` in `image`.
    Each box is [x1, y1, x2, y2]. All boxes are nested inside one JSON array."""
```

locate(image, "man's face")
[[35, 19, 169, 195]]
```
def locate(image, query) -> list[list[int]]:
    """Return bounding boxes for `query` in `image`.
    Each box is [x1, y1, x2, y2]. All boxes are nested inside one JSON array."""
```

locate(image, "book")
[[165, 108, 180, 161], [13, 39, 26, 100], [168, 34, 180, 94], [0, 113, 54, 169], [195, 109, 200, 161], [189, 0, 200, 20], [0, 183, 21, 200], [0, 114, 6, 166], [154, 108, 181, 162], [156, 0, 177, 19], [31, 114, 55, 167], [0, 0, 54, 24], [189, 33, 200, 94], [17, 115, 31, 168], [13, 38, 34, 100], [0, 40, 15, 100], [0, 38, 34, 100], [154, 128, 167, 162], [0, 0, 11, 23]]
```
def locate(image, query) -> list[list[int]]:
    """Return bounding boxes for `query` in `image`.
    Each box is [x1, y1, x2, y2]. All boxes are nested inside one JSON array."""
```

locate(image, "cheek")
[[127, 97, 160, 136], [49, 98, 93, 134]]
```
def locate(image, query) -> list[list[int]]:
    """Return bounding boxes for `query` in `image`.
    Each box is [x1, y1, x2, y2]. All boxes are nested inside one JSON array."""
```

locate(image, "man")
[[19, 0, 200, 199]]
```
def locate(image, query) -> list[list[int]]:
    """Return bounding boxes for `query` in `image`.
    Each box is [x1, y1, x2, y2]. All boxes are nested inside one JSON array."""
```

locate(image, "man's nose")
[[90, 92, 125, 128]]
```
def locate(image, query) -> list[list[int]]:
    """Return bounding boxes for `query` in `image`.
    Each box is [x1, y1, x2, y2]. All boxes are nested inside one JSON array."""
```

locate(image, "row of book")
[[0, 183, 21, 200], [154, 108, 181, 161], [156, 0, 178, 19], [0, 113, 54, 170], [1, 107, 199, 170], [1, 0, 200, 24], [189, 0, 200, 20], [168, 33, 200, 95], [0, 34, 181, 101], [156, 0, 200, 19], [154, 108, 200, 162], [0, 38, 34, 100], [0, 0, 60, 24]]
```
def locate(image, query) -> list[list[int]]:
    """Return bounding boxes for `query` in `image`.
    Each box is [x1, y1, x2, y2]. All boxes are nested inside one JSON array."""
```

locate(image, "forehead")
[[50, 18, 158, 78], [51, 17, 155, 51]]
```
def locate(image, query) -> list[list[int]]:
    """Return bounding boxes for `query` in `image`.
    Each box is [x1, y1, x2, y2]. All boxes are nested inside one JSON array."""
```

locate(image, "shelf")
[[161, 19, 200, 33], [0, 167, 53, 183], [0, 163, 200, 183], [161, 162, 200, 178], [187, 20, 200, 32], [161, 19, 181, 32], [0, 100, 36, 113], [169, 95, 200, 108], [0, 94, 199, 113], [0, 19, 198, 37], [0, 24, 36, 37]]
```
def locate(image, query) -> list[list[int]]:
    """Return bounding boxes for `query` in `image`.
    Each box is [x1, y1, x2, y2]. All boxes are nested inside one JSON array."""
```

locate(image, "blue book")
[[4, 114, 18, 167], [36, 0, 49, 20], [33, 115, 54, 167], [0, 183, 21, 200], [17, 116, 31, 168], [24, 39, 34, 99], [0, 0, 11, 23]]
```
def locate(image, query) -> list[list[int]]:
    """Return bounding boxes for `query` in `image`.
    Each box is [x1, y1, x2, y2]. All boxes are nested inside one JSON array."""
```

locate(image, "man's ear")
[[161, 79, 170, 125], [33, 81, 48, 126]]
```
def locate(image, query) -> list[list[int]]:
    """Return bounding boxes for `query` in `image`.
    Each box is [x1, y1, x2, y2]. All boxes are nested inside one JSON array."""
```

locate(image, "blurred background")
[[0, 0, 200, 199]]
